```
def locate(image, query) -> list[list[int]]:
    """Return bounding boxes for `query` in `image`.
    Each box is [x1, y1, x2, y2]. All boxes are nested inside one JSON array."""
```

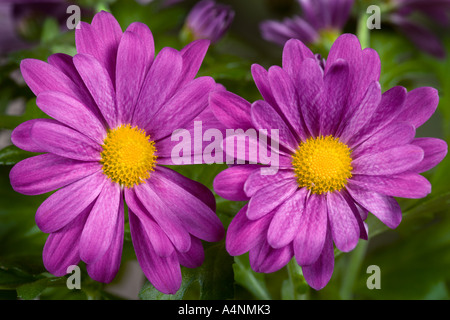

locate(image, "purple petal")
[[267, 188, 308, 248], [324, 34, 363, 106], [282, 38, 314, 84], [115, 30, 148, 125], [177, 236, 205, 268], [352, 145, 424, 176], [247, 178, 299, 220], [359, 47, 381, 95], [31, 120, 102, 161], [268, 66, 305, 141], [144, 167, 224, 242], [296, 58, 325, 138], [395, 87, 439, 128], [144, 76, 216, 141], [410, 137, 448, 173], [249, 239, 293, 273], [346, 183, 402, 229], [178, 39, 210, 89], [352, 122, 416, 159], [155, 104, 227, 165], [73, 53, 117, 128], [35, 171, 106, 233], [125, 22, 155, 72], [10, 154, 102, 196], [338, 81, 382, 142], [11, 119, 57, 153], [251, 64, 278, 109], [302, 227, 334, 290], [324, 33, 362, 73], [321, 59, 350, 136], [42, 205, 90, 276], [349, 173, 431, 199], [129, 212, 182, 295], [79, 181, 121, 264], [75, 11, 123, 84], [293, 193, 328, 266], [213, 165, 260, 201], [348, 86, 407, 146], [156, 166, 216, 210], [36, 91, 106, 145], [126, 195, 175, 258], [47, 53, 100, 118], [341, 190, 368, 240], [86, 195, 124, 283], [327, 191, 360, 252], [132, 183, 191, 253], [226, 204, 273, 256], [251, 100, 299, 152], [133, 47, 183, 129], [209, 90, 253, 130], [244, 168, 296, 197], [20, 59, 82, 97]]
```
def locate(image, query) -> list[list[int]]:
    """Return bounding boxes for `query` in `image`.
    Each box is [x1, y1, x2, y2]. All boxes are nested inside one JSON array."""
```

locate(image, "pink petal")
[[79, 181, 121, 264], [267, 188, 308, 248], [293, 193, 328, 266], [10, 153, 102, 196], [35, 171, 106, 233]]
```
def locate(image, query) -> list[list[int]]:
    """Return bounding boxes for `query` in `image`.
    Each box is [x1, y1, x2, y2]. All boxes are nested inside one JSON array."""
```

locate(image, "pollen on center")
[[100, 124, 157, 188], [291, 135, 352, 194]]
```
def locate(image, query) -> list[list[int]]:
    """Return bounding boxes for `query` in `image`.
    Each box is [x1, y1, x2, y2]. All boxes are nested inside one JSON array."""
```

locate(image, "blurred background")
[[0, 0, 449, 300]]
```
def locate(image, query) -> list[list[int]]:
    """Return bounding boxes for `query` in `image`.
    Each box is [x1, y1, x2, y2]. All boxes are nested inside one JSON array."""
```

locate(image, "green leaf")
[[232, 254, 272, 300], [139, 240, 234, 300], [370, 31, 436, 91], [0, 145, 37, 165], [41, 18, 60, 44], [110, 0, 186, 39], [355, 212, 450, 299], [16, 277, 65, 300], [0, 266, 36, 290], [139, 269, 198, 300]]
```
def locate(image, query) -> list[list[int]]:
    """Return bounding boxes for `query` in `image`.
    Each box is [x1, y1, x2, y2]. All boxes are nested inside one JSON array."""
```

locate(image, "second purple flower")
[[212, 34, 447, 290]]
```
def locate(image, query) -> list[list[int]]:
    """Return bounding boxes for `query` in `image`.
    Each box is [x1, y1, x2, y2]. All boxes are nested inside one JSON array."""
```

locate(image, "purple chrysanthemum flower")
[[183, 0, 235, 43], [211, 34, 447, 290], [389, 0, 450, 58], [9, 11, 225, 294], [260, 0, 354, 46]]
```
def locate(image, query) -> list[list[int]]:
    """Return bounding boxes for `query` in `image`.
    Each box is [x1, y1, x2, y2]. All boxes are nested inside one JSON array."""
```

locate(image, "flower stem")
[[286, 258, 309, 300], [339, 240, 369, 299], [356, 11, 371, 49]]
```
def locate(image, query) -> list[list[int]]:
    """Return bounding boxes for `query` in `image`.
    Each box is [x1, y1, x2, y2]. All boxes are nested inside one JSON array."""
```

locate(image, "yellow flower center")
[[292, 135, 352, 195], [100, 124, 157, 188]]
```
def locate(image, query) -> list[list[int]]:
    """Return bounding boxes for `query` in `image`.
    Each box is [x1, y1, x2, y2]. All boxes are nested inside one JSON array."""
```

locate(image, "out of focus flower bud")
[[181, 0, 235, 43]]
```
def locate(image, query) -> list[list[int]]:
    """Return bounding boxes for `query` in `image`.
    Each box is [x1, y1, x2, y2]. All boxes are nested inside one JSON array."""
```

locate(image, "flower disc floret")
[[292, 135, 353, 194], [100, 124, 157, 188]]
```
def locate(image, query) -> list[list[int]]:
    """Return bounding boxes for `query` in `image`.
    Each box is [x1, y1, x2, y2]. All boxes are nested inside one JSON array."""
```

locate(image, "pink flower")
[[9, 11, 225, 294], [212, 34, 447, 290]]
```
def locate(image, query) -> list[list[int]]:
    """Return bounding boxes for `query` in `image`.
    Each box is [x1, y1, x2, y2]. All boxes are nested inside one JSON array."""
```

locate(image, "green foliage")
[[139, 240, 234, 300]]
